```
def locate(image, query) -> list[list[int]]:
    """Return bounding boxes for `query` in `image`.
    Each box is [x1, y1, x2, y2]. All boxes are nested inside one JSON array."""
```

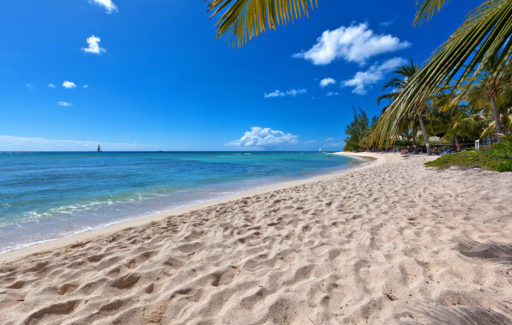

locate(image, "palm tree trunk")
[[453, 133, 460, 151], [417, 112, 431, 155], [412, 125, 417, 153], [490, 96, 502, 141]]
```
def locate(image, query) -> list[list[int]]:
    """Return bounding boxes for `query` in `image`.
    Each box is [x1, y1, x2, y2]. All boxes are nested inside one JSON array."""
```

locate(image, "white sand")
[[1, 153, 511, 324]]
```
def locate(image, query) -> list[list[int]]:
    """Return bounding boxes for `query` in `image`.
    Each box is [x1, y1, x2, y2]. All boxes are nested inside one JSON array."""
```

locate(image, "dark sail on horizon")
[[97, 145, 101, 152]]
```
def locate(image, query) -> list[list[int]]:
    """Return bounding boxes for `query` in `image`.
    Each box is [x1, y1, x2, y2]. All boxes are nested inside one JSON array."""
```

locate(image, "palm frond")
[[208, 0, 317, 47], [481, 122, 496, 137], [414, 0, 453, 25], [372, 0, 512, 147]]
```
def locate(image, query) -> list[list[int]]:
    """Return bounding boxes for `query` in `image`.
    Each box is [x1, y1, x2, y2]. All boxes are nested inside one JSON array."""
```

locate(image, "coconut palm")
[[207, 0, 512, 147], [207, 0, 316, 47], [373, 0, 512, 146], [377, 59, 432, 154], [430, 93, 482, 149], [472, 55, 511, 141]]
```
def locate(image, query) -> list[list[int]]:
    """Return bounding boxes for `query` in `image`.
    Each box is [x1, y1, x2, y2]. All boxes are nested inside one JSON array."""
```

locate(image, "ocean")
[[0, 151, 361, 253]]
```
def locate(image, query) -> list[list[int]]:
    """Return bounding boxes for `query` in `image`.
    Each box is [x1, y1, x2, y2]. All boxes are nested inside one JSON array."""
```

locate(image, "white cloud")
[[320, 78, 336, 88], [293, 23, 410, 65], [264, 88, 306, 98], [90, 0, 117, 13], [227, 127, 298, 147], [343, 57, 406, 95], [25, 84, 34, 89], [48, 83, 56, 88], [0, 135, 158, 151], [380, 20, 395, 28], [82, 35, 106, 55], [326, 92, 339, 96], [57, 101, 72, 107], [323, 137, 342, 148], [62, 81, 76, 89], [83, 84, 89, 89]]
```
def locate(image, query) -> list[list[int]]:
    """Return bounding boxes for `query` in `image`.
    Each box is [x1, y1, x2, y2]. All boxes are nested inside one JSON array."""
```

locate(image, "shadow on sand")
[[457, 238, 512, 265], [403, 238, 512, 324], [403, 304, 512, 325]]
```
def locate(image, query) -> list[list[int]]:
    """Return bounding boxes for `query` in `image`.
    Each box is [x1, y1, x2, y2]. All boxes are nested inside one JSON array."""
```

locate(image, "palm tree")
[[206, 0, 512, 145], [373, 0, 512, 146], [378, 59, 432, 154], [472, 56, 511, 141], [207, 0, 316, 47], [430, 93, 481, 150]]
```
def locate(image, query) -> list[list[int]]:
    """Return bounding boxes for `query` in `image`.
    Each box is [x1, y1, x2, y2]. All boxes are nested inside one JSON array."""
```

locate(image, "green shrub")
[[425, 136, 512, 172]]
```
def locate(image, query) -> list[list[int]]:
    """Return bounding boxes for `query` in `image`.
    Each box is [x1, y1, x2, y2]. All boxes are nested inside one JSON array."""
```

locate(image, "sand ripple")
[[1, 154, 512, 324]]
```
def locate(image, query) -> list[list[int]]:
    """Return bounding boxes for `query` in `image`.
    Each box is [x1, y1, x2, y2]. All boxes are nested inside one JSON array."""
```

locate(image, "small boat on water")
[[97, 145, 102, 152]]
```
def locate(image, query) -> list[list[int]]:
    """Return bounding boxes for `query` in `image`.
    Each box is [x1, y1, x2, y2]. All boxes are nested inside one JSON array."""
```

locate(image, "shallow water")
[[0, 151, 360, 253]]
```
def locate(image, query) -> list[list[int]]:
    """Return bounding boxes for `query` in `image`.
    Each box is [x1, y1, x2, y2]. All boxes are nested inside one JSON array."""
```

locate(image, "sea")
[[0, 151, 362, 254]]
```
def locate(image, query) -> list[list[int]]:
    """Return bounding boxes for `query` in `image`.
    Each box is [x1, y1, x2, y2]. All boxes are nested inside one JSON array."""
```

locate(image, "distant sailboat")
[[97, 144, 102, 152]]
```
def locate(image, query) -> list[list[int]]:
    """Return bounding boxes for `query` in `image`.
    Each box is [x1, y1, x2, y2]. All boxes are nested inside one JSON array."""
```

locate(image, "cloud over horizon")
[[90, 0, 117, 14], [0, 135, 157, 151], [227, 127, 299, 147], [293, 23, 410, 65], [82, 35, 106, 55], [264, 88, 306, 98], [343, 57, 406, 95]]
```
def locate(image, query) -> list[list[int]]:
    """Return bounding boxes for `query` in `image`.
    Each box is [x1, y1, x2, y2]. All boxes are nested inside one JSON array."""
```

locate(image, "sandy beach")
[[1, 153, 512, 324]]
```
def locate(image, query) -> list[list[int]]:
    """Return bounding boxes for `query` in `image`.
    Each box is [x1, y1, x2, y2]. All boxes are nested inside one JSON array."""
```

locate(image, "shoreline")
[[0, 152, 381, 263], [2, 152, 511, 324]]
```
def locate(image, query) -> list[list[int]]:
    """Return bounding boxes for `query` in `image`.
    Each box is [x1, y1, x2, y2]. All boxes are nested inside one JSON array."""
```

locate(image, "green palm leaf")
[[373, 0, 512, 147], [208, 0, 317, 47], [414, 0, 453, 25]]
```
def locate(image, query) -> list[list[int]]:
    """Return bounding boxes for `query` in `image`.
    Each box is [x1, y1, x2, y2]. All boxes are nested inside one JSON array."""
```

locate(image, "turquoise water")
[[0, 151, 361, 253]]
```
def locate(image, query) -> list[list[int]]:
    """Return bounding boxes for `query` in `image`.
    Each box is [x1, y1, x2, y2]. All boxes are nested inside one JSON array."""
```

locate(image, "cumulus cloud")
[[48, 83, 56, 88], [25, 84, 34, 89], [82, 35, 106, 54], [62, 81, 76, 89], [57, 101, 72, 107], [83, 84, 89, 89], [320, 78, 336, 88], [343, 57, 406, 95], [264, 88, 306, 98], [90, 0, 117, 13], [227, 127, 298, 147], [293, 23, 410, 65]]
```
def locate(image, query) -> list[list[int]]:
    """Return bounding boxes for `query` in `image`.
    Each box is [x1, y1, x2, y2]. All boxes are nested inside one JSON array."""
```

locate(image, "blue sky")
[[0, 0, 481, 151]]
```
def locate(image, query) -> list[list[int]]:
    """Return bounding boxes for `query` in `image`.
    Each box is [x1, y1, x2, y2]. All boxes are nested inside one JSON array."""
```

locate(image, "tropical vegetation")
[[425, 136, 512, 172], [342, 108, 377, 152], [207, 0, 512, 170]]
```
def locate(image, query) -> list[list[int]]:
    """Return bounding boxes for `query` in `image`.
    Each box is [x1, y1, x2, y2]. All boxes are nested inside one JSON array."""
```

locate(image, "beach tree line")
[[207, 0, 512, 144], [206, 0, 512, 170], [342, 57, 512, 152]]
